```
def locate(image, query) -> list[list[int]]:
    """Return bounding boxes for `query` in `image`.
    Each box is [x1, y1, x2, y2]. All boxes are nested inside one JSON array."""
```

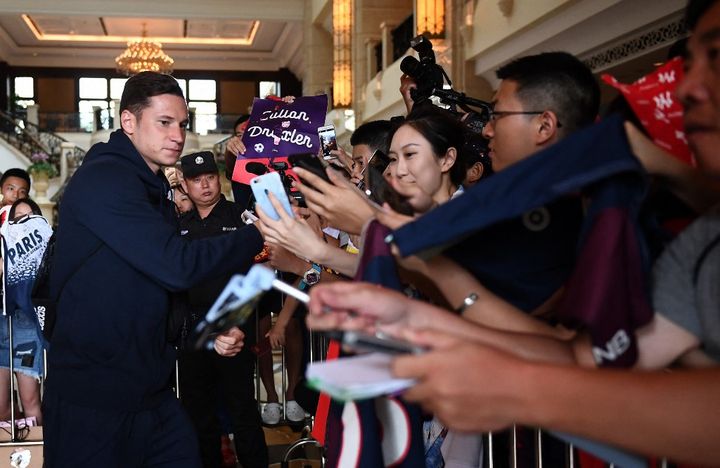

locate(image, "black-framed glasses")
[[488, 110, 562, 128]]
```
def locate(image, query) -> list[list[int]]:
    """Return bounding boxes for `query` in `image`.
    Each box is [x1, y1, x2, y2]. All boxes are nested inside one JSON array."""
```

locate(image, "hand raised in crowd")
[[329, 147, 355, 174], [399, 74, 417, 114], [255, 192, 328, 262], [393, 330, 527, 432], [624, 121, 720, 212], [375, 202, 415, 231], [267, 322, 287, 349], [226, 135, 246, 157], [267, 243, 308, 276], [213, 326, 245, 357], [373, 176, 423, 230], [293, 166, 377, 235], [308, 281, 433, 337]]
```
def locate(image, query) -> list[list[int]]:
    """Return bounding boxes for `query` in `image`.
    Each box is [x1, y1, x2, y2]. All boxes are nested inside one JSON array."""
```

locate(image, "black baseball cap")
[[180, 151, 218, 178]]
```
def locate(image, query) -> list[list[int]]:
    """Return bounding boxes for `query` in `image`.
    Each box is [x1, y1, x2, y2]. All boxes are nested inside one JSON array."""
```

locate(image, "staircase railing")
[[0, 110, 87, 206], [0, 110, 54, 166]]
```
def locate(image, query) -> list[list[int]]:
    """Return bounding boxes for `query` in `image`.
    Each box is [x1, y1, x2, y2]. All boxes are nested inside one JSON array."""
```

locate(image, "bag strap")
[[54, 242, 104, 302]]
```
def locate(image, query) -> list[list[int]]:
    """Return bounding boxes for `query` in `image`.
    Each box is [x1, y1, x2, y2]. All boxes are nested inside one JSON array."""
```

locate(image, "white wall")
[[0, 139, 30, 173]]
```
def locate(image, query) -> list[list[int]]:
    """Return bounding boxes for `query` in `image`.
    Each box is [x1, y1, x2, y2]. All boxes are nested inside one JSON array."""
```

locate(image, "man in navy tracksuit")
[[42, 72, 263, 467]]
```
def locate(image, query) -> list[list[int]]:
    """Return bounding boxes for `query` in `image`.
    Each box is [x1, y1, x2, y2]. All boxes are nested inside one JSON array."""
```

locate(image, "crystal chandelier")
[[115, 25, 174, 75]]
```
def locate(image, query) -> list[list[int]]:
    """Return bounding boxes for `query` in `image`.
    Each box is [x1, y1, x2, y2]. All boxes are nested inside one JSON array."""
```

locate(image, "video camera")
[[269, 160, 306, 207], [400, 35, 492, 135]]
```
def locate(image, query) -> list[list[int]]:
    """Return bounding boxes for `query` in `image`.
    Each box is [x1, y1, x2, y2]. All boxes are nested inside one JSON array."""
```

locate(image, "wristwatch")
[[299, 263, 322, 290]]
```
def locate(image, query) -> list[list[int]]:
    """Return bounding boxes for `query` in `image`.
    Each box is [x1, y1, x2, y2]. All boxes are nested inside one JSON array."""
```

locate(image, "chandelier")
[[115, 25, 174, 75]]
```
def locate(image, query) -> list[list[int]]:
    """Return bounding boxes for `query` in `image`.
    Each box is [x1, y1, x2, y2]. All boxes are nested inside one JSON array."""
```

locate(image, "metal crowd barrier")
[[250, 285, 327, 466], [0, 312, 45, 462], [482, 426, 676, 468]]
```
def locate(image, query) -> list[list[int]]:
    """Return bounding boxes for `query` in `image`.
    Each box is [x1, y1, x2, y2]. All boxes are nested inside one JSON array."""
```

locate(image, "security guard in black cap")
[[178, 151, 268, 468]]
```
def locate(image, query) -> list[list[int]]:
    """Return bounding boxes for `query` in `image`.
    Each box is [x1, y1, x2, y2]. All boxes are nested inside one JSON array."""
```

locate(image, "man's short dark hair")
[[686, 0, 718, 30], [119, 72, 185, 117], [0, 168, 31, 190], [350, 120, 394, 155], [496, 52, 600, 137], [233, 115, 250, 129]]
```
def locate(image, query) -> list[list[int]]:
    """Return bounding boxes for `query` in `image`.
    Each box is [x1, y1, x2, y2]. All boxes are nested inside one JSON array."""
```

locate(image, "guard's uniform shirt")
[[178, 194, 268, 468], [179, 195, 254, 314]]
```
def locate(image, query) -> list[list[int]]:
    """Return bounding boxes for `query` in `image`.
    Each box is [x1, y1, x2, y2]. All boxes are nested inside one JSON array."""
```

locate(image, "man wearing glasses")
[[482, 52, 599, 172]]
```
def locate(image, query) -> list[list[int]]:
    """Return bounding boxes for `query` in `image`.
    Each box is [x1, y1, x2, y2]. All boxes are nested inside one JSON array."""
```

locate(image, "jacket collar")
[[186, 194, 228, 222]]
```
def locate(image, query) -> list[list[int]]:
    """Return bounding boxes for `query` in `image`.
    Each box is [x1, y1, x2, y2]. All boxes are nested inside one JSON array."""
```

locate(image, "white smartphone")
[[317, 124, 338, 160], [250, 172, 295, 221]]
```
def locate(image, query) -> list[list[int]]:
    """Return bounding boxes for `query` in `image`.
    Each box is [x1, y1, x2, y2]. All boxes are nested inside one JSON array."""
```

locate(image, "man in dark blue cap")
[[178, 150, 268, 468]]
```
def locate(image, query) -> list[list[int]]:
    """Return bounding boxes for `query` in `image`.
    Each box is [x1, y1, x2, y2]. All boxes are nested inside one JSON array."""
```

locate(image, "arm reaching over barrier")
[[393, 330, 720, 466], [307, 282, 591, 365]]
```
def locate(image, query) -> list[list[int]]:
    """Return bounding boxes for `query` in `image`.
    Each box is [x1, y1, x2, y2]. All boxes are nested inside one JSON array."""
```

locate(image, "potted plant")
[[28, 151, 57, 178], [28, 151, 57, 200]]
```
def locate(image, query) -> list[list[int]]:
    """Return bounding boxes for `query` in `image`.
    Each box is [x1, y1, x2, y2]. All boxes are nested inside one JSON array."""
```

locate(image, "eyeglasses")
[[488, 110, 562, 128]]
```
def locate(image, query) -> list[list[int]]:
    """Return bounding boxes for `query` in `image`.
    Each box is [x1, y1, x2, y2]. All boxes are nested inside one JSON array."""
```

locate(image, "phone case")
[[365, 166, 414, 216], [250, 172, 295, 221], [288, 153, 331, 184], [318, 125, 337, 159]]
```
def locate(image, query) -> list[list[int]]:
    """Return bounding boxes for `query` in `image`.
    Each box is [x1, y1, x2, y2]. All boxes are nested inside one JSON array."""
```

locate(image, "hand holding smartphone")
[[287, 153, 332, 184], [364, 166, 415, 216], [250, 172, 295, 221], [318, 124, 338, 160]]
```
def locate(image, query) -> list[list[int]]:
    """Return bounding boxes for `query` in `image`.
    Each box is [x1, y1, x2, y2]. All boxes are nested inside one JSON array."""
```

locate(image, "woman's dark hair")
[[393, 105, 467, 186], [462, 132, 493, 178], [9, 198, 42, 220]]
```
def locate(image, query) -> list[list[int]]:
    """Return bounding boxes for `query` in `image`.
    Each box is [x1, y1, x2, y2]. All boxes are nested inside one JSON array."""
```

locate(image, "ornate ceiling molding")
[[583, 18, 686, 71]]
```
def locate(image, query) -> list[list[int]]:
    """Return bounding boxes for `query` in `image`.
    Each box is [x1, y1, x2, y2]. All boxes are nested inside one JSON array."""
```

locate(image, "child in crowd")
[[0, 170, 47, 426]]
